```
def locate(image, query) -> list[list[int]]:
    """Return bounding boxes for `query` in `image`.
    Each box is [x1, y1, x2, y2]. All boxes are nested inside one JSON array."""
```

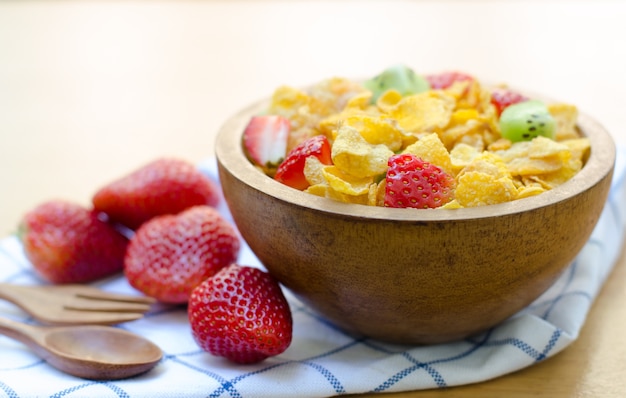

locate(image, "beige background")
[[1, 1, 625, 396]]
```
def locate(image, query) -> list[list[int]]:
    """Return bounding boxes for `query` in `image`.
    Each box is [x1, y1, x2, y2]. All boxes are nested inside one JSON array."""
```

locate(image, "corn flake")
[[403, 133, 454, 175], [455, 152, 518, 207], [456, 171, 518, 207], [303, 156, 327, 186], [331, 125, 394, 178], [388, 91, 455, 134], [450, 143, 480, 174], [376, 89, 403, 113], [322, 165, 373, 196], [345, 115, 405, 151], [548, 103, 580, 141]]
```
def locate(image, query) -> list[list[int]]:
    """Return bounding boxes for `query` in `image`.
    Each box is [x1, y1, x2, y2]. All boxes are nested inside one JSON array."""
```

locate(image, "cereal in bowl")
[[242, 65, 589, 209]]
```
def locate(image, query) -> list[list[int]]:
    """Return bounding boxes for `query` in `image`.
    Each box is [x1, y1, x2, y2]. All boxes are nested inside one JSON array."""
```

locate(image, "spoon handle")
[[0, 316, 49, 349]]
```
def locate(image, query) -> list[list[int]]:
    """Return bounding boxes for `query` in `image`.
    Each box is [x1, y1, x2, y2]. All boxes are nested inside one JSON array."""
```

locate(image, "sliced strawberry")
[[384, 153, 455, 209], [188, 264, 293, 364], [491, 88, 529, 116], [274, 135, 333, 190], [425, 71, 474, 90], [243, 115, 291, 169]]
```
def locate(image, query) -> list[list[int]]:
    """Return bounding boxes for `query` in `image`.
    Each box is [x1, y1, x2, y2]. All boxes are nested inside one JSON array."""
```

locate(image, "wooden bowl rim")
[[215, 93, 616, 222]]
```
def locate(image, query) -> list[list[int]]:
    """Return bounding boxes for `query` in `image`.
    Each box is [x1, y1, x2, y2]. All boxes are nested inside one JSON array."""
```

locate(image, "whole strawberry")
[[92, 158, 220, 230], [384, 153, 455, 209], [124, 206, 240, 303], [19, 200, 128, 283], [188, 264, 293, 364]]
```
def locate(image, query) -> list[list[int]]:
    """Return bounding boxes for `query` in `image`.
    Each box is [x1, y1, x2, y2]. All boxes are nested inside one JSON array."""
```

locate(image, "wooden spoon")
[[0, 317, 162, 379]]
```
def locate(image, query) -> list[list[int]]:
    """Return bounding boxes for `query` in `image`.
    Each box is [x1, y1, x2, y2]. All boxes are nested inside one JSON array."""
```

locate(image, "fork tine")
[[64, 300, 153, 313], [69, 285, 156, 304]]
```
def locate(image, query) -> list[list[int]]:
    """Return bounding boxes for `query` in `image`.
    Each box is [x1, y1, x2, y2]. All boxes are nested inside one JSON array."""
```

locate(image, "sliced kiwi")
[[499, 100, 556, 142], [363, 65, 430, 102]]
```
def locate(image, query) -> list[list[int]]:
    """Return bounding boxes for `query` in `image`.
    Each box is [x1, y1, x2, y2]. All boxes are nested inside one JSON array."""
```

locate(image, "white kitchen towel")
[[0, 147, 624, 398]]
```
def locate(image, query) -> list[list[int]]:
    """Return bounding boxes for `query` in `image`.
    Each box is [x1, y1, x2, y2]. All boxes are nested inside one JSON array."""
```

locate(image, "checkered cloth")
[[1, 148, 624, 397]]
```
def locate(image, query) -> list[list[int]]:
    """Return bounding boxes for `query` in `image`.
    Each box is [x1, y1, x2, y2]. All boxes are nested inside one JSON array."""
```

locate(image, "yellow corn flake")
[[268, 86, 329, 129], [439, 118, 500, 151], [454, 151, 518, 207], [345, 115, 405, 151], [455, 171, 518, 207], [326, 187, 370, 205], [517, 184, 547, 199], [456, 132, 489, 152], [439, 119, 482, 149], [303, 156, 327, 186], [487, 138, 512, 152], [450, 143, 480, 174], [529, 155, 583, 188], [444, 80, 490, 113], [319, 110, 362, 139], [495, 136, 573, 176], [441, 80, 472, 101], [450, 109, 480, 126], [367, 180, 386, 207], [305, 183, 330, 198], [460, 151, 511, 178], [528, 136, 570, 159], [268, 85, 311, 119], [345, 91, 375, 110], [561, 138, 591, 163], [331, 125, 394, 178], [403, 133, 454, 175], [506, 157, 565, 176], [305, 182, 370, 205], [322, 165, 373, 196], [318, 98, 380, 139], [376, 89, 403, 113], [308, 77, 369, 112], [440, 199, 463, 209], [548, 103, 580, 141], [388, 91, 455, 134]]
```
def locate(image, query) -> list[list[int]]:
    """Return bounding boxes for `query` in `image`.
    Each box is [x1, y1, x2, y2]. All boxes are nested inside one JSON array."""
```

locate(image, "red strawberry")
[[243, 115, 290, 169], [491, 88, 529, 116], [92, 158, 220, 230], [124, 206, 240, 304], [384, 153, 455, 209], [425, 71, 474, 90], [274, 135, 333, 190], [188, 263, 293, 364], [19, 200, 128, 284]]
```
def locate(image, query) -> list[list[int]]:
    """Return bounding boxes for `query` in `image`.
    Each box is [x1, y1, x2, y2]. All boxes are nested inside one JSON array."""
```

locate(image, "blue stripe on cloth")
[[0, 380, 19, 398], [205, 341, 366, 396], [373, 330, 493, 391], [49, 382, 130, 398], [535, 329, 562, 362]]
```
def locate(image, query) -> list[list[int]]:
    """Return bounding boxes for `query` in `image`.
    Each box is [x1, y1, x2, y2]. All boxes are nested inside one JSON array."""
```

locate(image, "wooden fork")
[[0, 283, 156, 325]]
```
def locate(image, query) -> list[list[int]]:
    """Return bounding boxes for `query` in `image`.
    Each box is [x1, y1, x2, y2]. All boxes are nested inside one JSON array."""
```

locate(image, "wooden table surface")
[[1, 1, 625, 396]]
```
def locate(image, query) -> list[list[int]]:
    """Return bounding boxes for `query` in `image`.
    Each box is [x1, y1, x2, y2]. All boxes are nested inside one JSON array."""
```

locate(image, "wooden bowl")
[[215, 96, 616, 344]]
